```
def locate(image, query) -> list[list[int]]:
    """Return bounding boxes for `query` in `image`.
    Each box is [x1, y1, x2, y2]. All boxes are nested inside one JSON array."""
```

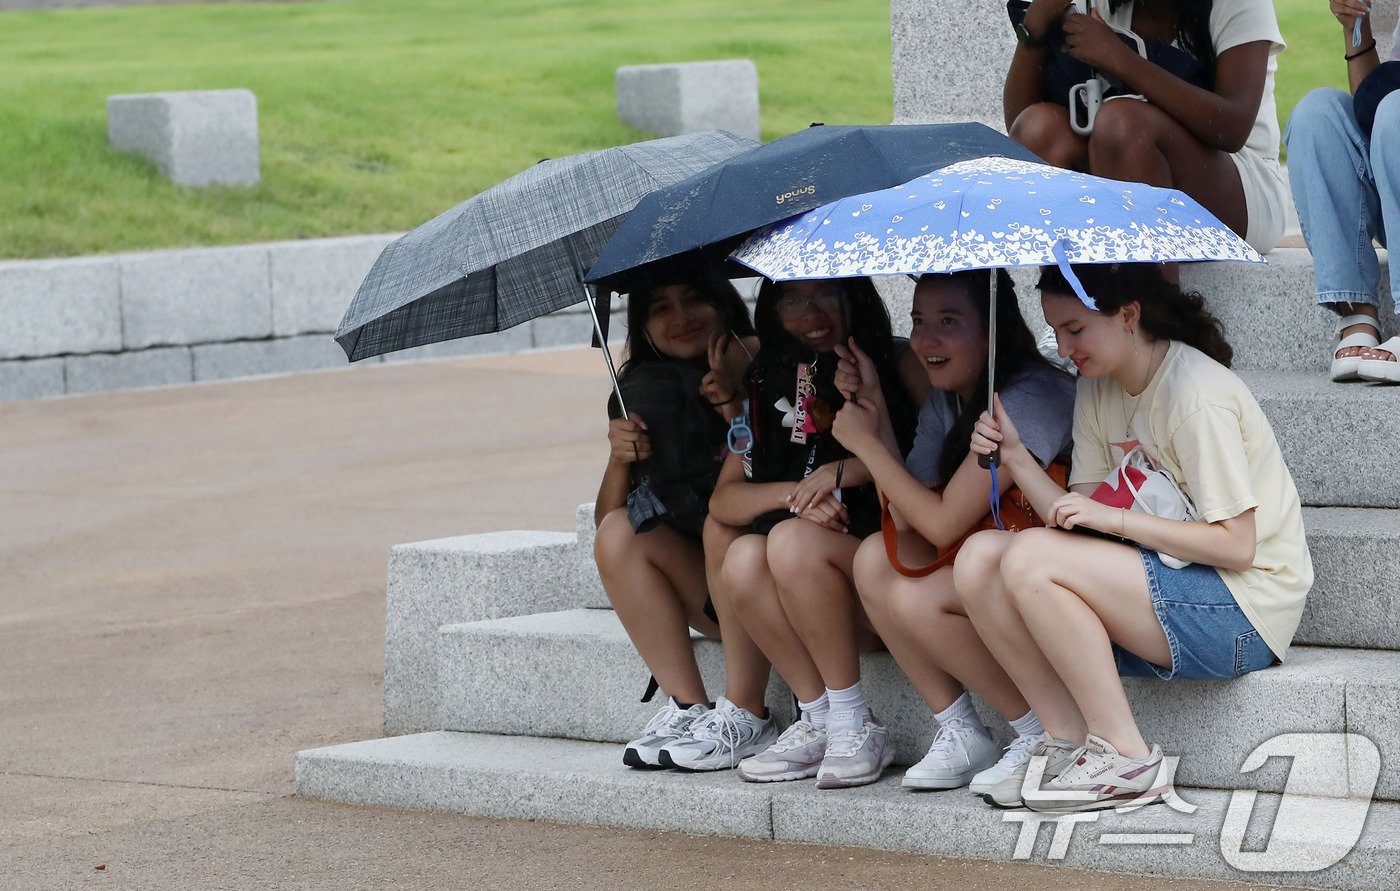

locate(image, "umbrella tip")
[[808, 121, 825, 128]]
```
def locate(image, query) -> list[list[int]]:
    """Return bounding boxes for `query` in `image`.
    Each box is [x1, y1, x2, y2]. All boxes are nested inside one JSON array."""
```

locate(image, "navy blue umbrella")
[[584, 122, 1041, 291]]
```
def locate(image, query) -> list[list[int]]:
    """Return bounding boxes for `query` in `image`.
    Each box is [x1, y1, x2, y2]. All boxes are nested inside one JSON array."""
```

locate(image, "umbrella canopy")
[[335, 129, 757, 362], [729, 156, 1264, 305], [584, 123, 1042, 292], [730, 157, 1264, 303]]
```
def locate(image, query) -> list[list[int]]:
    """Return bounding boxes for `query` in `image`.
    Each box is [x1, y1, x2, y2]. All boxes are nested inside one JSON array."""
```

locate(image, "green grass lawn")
[[0, 0, 1357, 259]]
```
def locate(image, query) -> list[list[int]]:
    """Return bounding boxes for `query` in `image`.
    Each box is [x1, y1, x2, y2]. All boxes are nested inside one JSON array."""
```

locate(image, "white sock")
[[825, 681, 871, 732], [1008, 710, 1044, 739], [933, 691, 978, 726], [797, 692, 829, 729]]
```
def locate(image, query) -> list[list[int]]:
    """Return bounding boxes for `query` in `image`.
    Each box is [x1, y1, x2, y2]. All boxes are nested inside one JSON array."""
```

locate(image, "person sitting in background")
[[1286, 1, 1400, 383], [1005, 0, 1289, 254]]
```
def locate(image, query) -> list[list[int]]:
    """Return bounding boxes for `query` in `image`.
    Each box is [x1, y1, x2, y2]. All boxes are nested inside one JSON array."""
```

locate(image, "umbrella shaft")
[[583, 280, 629, 420]]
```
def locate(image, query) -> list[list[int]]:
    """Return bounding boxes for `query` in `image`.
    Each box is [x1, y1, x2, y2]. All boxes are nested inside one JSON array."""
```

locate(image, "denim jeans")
[[1284, 87, 1400, 312]]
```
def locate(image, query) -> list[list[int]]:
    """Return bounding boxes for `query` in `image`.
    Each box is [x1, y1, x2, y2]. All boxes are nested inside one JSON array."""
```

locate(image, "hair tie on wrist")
[[1347, 39, 1377, 61]]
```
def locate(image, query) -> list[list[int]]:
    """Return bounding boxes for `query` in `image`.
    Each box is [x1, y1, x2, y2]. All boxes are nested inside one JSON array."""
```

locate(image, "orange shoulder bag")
[[881, 460, 1070, 578]]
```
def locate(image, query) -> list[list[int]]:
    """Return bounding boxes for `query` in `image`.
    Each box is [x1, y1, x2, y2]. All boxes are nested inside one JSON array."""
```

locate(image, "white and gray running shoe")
[[815, 711, 894, 789], [969, 731, 1042, 796], [737, 719, 827, 783], [902, 716, 1001, 790], [623, 698, 710, 769], [983, 732, 1082, 809], [659, 696, 778, 771]]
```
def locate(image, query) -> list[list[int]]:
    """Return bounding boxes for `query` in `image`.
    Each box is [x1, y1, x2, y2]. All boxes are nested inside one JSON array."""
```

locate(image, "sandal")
[[1359, 335, 1400, 384], [1332, 314, 1382, 382]]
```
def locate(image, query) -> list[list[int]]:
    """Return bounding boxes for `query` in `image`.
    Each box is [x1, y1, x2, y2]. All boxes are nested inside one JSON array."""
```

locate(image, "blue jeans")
[[1113, 549, 1277, 681], [1284, 87, 1400, 311]]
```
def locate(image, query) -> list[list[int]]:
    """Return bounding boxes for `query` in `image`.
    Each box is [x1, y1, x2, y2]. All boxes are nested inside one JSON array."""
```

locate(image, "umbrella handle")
[[569, 236, 629, 420], [981, 271, 998, 470]]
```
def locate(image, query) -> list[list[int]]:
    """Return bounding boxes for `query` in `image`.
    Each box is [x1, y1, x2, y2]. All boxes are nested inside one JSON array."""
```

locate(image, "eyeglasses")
[[775, 288, 843, 320]]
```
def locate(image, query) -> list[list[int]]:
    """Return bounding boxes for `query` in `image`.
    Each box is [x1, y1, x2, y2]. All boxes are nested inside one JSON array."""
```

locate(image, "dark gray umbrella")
[[334, 130, 758, 413]]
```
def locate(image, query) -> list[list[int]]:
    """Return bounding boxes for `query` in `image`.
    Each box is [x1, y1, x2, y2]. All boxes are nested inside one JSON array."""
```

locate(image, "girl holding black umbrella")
[[594, 276, 769, 770]]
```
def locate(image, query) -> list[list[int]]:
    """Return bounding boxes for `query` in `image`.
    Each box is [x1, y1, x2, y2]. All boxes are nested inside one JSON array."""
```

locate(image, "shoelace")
[[640, 702, 682, 737], [770, 720, 819, 754], [926, 717, 977, 762], [825, 724, 871, 759], [690, 706, 747, 766], [997, 732, 1042, 768]]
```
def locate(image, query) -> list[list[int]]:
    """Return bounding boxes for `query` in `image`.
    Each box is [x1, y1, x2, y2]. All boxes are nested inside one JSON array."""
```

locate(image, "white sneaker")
[[815, 711, 894, 789], [659, 696, 778, 771], [983, 732, 1082, 809], [623, 698, 710, 769], [969, 731, 1042, 795], [737, 719, 827, 783], [902, 716, 1001, 790]]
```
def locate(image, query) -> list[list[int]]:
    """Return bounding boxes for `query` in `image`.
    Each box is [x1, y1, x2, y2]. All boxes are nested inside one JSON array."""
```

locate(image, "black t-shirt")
[[608, 360, 729, 538]]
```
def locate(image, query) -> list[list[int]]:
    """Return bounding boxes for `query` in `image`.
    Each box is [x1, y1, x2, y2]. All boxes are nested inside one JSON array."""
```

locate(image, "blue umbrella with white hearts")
[[729, 156, 1262, 305], [730, 156, 1265, 468]]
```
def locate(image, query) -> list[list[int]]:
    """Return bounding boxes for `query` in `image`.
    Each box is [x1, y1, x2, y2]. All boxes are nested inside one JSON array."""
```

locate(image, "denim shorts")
[[1113, 548, 1279, 681]]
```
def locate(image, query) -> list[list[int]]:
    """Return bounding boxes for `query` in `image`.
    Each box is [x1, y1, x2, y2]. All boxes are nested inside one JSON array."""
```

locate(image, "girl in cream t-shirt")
[[953, 262, 1312, 815]]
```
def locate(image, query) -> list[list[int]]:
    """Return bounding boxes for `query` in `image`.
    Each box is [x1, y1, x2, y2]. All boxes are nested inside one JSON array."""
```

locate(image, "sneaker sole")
[[737, 764, 820, 783], [901, 771, 977, 791], [1024, 786, 1170, 814], [623, 747, 666, 770], [981, 792, 1026, 809]]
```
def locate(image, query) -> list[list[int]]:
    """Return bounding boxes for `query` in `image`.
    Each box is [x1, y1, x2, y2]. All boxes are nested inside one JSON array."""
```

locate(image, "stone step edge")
[[296, 731, 1400, 891]]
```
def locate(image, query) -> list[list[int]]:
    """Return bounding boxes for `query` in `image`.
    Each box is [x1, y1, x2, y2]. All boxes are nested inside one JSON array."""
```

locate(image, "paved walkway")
[[0, 350, 1263, 889]]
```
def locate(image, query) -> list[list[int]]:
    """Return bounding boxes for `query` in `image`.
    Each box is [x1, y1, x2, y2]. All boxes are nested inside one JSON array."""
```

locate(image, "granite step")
[[296, 730, 1400, 891], [435, 608, 1400, 800]]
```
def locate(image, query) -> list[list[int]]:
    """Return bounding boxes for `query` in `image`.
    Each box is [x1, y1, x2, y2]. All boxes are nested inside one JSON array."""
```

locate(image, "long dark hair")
[[1107, 0, 1216, 85], [923, 269, 1067, 482], [1037, 263, 1233, 367], [617, 275, 756, 380], [753, 276, 917, 452]]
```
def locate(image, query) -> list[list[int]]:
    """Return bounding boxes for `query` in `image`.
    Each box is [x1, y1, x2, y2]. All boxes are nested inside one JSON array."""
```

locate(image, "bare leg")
[[703, 515, 772, 715], [954, 531, 1088, 743], [999, 529, 1169, 758], [594, 509, 717, 705], [854, 534, 1030, 720], [720, 533, 827, 703], [1010, 102, 1090, 171], [1088, 99, 1249, 243], [766, 519, 876, 690]]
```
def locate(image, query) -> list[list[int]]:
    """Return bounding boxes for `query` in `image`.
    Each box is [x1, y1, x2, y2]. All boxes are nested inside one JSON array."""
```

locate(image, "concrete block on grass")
[[616, 60, 760, 141], [191, 335, 347, 382], [108, 89, 260, 187], [63, 346, 192, 395], [0, 258, 121, 360], [383, 531, 580, 735], [296, 731, 774, 838], [0, 357, 65, 401], [120, 245, 273, 349], [270, 234, 397, 336]]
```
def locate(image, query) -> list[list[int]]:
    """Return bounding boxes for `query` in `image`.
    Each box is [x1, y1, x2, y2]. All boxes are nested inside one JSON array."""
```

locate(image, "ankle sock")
[[797, 692, 829, 729], [825, 681, 871, 732], [932, 691, 978, 726], [1009, 709, 1044, 739]]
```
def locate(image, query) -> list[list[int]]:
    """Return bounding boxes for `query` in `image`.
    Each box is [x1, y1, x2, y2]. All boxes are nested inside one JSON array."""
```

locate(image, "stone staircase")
[[297, 253, 1400, 889]]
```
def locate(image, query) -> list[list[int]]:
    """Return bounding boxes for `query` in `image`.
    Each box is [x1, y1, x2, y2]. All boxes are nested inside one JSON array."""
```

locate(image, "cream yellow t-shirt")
[[1068, 341, 1312, 661]]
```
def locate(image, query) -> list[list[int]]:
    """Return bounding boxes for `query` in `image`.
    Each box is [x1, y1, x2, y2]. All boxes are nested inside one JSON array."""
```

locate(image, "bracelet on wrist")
[[1347, 39, 1377, 61]]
